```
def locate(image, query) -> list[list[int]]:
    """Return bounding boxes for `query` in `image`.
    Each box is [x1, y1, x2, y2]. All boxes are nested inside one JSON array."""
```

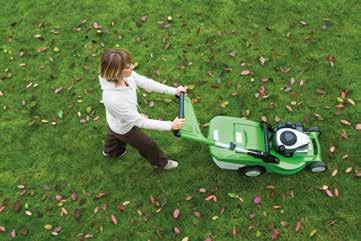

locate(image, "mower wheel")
[[240, 166, 265, 177], [308, 162, 327, 173]]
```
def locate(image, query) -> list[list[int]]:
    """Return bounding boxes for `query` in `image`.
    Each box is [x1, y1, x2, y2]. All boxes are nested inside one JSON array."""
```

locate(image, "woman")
[[99, 49, 186, 170]]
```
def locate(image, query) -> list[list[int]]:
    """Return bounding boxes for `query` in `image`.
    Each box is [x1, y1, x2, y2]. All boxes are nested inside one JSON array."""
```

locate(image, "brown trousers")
[[103, 125, 168, 168]]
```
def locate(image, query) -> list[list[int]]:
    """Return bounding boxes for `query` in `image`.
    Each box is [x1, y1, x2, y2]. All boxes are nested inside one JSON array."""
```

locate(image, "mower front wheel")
[[308, 162, 327, 173], [240, 166, 265, 177]]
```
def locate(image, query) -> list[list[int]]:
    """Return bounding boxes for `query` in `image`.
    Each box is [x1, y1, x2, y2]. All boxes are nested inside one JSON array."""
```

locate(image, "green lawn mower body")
[[175, 93, 326, 176]]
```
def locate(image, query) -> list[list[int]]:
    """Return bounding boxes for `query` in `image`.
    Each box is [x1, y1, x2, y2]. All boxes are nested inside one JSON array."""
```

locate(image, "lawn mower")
[[174, 92, 326, 177]]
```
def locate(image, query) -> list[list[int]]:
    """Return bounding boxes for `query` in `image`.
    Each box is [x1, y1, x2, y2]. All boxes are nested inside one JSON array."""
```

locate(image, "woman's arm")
[[132, 71, 177, 95], [108, 101, 173, 131]]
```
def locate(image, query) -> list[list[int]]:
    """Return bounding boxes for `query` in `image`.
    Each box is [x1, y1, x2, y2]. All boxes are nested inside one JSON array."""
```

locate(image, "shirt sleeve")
[[132, 71, 177, 95], [108, 100, 172, 131]]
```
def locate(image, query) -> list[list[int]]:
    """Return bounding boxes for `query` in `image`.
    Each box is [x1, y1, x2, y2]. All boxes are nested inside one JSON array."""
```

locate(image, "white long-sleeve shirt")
[[99, 71, 177, 135]]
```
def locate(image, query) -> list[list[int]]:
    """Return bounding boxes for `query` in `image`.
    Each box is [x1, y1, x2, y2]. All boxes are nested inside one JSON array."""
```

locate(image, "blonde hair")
[[99, 49, 132, 83]]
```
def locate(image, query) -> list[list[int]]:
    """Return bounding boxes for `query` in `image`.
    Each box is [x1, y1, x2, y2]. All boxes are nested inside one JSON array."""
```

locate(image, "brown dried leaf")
[[340, 119, 351, 126], [295, 221, 302, 233], [193, 211, 201, 218], [198, 188, 206, 193], [356, 123, 361, 131], [331, 169, 338, 177], [229, 51, 237, 58], [96, 192, 106, 199]]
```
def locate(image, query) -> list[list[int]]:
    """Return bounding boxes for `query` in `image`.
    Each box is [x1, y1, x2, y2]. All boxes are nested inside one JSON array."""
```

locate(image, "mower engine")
[[273, 122, 310, 157]]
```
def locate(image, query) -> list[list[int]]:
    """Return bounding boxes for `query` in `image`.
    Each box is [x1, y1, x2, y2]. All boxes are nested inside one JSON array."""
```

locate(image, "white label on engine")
[[236, 132, 242, 143]]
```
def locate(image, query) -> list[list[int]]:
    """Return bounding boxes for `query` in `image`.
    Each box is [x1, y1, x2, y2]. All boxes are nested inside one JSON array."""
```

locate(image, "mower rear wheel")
[[308, 162, 327, 173], [240, 166, 265, 177]]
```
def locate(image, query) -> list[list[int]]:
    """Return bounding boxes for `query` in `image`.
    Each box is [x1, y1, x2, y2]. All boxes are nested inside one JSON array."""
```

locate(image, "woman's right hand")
[[171, 117, 185, 130]]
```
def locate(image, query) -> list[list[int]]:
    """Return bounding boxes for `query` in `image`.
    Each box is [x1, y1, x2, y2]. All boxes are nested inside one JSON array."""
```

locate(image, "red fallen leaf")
[[198, 188, 206, 193], [111, 214, 117, 224], [193, 211, 201, 218], [71, 192, 78, 201], [325, 189, 333, 197], [93, 22, 101, 29], [272, 229, 280, 240], [241, 69, 252, 76], [205, 194, 217, 202], [340, 90, 347, 99], [10, 230, 16, 238], [204, 238, 212, 241], [340, 119, 351, 126], [229, 50, 237, 57], [0, 226, 5, 232], [295, 221, 302, 233], [356, 124, 361, 131], [253, 195, 261, 205], [173, 208, 180, 219], [96, 192, 106, 198], [174, 227, 181, 235]]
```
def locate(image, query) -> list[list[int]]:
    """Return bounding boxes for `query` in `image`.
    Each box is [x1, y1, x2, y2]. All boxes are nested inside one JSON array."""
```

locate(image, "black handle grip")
[[173, 91, 185, 137]]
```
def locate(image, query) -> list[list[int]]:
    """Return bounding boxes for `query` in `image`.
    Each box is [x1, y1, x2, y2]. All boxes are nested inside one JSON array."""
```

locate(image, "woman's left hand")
[[175, 86, 187, 96]]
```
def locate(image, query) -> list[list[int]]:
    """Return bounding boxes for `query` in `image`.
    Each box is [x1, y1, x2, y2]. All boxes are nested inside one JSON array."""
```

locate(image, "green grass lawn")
[[0, 0, 360, 240]]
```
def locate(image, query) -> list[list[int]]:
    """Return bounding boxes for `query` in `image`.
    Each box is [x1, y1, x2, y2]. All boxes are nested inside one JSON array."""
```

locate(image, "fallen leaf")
[[295, 221, 302, 233], [332, 169, 338, 177], [329, 145, 335, 153], [334, 188, 339, 197], [355, 123, 361, 131], [0, 90, 3, 96], [111, 214, 117, 224], [340, 119, 351, 126], [345, 167, 353, 173], [96, 192, 106, 199], [174, 227, 181, 235], [139, 15, 148, 22], [44, 224, 52, 230], [199, 188, 206, 193], [173, 208, 180, 219], [347, 98, 355, 105], [241, 69, 251, 76], [325, 189, 333, 197], [310, 229, 317, 237], [253, 195, 261, 205], [0, 226, 5, 232], [116, 204, 125, 212], [93, 22, 101, 29], [220, 101, 229, 108], [326, 54, 335, 67], [185, 195, 192, 201], [10, 230, 16, 238], [181, 237, 189, 241], [205, 194, 217, 202], [272, 229, 280, 240], [193, 211, 201, 218], [229, 51, 237, 57], [71, 192, 78, 201]]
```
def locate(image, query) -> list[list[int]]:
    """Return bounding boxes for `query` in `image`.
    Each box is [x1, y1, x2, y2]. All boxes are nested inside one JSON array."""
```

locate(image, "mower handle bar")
[[173, 91, 185, 137]]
